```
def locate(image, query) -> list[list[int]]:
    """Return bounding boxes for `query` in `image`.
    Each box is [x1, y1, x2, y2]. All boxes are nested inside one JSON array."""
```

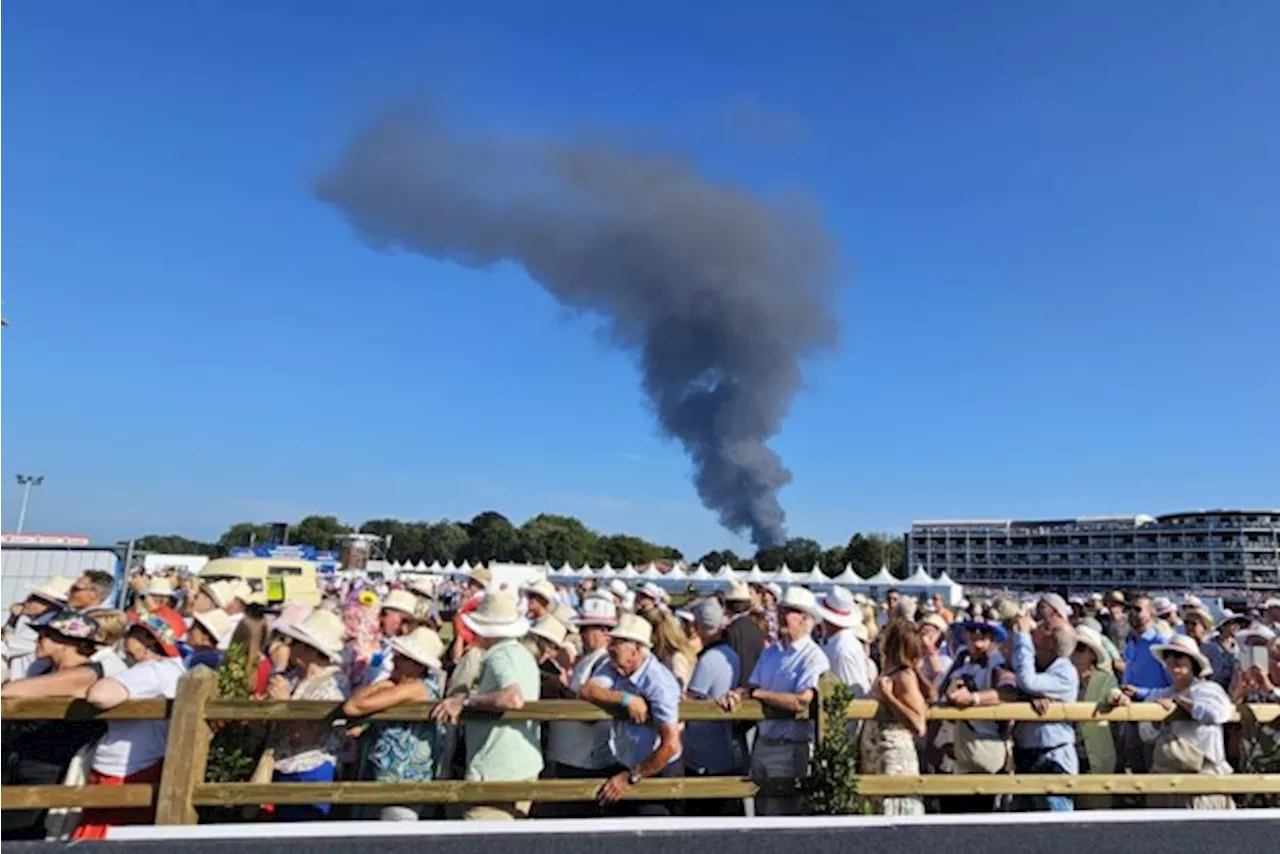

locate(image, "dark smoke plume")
[[315, 108, 839, 547]]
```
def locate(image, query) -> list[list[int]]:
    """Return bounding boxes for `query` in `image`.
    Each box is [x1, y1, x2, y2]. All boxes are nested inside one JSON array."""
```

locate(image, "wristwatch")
[[627, 769, 643, 785]]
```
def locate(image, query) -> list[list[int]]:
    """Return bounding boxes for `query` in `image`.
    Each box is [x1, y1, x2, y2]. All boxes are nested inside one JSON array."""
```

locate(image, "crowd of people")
[[3, 566, 1279, 837]]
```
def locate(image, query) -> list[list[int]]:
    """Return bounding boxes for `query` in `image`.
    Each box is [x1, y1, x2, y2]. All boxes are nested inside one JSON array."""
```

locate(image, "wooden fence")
[[3, 666, 1278, 824]]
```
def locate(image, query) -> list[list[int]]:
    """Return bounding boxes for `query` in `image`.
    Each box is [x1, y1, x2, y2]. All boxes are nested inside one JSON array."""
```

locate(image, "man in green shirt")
[[432, 589, 542, 819]]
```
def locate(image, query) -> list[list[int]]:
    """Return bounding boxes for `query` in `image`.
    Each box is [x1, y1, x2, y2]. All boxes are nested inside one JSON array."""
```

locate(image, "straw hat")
[[778, 586, 818, 616], [553, 604, 579, 631], [1215, 610, 1253, 632], [725, 580, 751, 602], [608, 579, 629, 600], [529, 615, 568, 647], [193, 608, 232, 644], [815, 587, 860, 629], [29, 576, 73, 606], [1150, 634, 1212, 678], [145, 576, 176, 599], [231, 580, 262, 606], [609, 613, 653, 647], [574, 596, 619, 628], [461, 590, 530, 639], [201, 580, 236, 610], [467, 565, 493, 590], [637, 582, 668, 605], [1073, 624, 1111, 667], [407, 577, 437, 598], [277, 609, 346, 662], [381, 589, 418, 617], [390, 627, 445, 669], [522, 578, 559, 606], [918, 614, 949, 635]]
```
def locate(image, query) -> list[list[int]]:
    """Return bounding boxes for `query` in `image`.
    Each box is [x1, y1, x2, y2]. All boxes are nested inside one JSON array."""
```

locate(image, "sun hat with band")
[[574, 596, 619, 628], [1151, 634, 1213, 678], [130, 607, 188, 657], [381, 589, 419, 618], [814, 587, 861, 629], [276, 609, 346, 663], [467, 565, 493, 590], [390, 627, 445, 670], [609, 613, 654, 647], [462, 590, 530, 639]]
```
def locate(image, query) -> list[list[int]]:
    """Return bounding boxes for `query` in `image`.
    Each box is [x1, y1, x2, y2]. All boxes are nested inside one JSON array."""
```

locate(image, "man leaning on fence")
[[719, 587, 829, 816], [580, 613, 684, 816], [431, 590, 542, 820], [1006, 603, 1079, 813]]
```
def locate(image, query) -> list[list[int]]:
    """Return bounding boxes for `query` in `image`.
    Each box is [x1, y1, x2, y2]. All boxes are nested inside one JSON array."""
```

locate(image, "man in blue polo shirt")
[[1119, 594, 1172, 778], [581, 613, 683, 816]]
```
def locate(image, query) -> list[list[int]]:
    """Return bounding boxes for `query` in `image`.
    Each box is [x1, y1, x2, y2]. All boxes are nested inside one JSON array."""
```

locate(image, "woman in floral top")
[[266, 610, 349, 822], [343, 627, 446, 821]]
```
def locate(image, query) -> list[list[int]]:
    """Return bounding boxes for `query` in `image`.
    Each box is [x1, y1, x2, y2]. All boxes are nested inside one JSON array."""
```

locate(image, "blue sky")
[[4, 2, 1278, 557]]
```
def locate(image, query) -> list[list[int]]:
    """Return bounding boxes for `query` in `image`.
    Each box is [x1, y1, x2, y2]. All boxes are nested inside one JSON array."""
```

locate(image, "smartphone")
[[1237, 644, 1269, 671]]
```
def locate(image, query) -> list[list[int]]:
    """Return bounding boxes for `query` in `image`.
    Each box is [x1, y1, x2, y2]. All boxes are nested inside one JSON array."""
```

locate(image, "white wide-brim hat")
[[778, 586, 818, 616], [1151, 634, 1213, 679], [390, 627, 445, 669], [609, 613, 653, 647], [529, 615, 568, 647], [1073, 624, 1111, 667], [277, 609, 346, 663], [193, 608, 232, 643], [381, 589, 418, 617], [462, 590, 531, 639], [815, 588, 860, 629], [30, 576, 73, 606]]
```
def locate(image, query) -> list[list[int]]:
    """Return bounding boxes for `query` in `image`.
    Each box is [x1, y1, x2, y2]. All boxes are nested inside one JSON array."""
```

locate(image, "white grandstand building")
[[907, 509, 1280, 592]]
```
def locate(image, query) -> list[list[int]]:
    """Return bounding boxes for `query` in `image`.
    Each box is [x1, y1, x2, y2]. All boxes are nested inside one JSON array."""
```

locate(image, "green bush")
[[203, 644, 261, 784], [802, 680, 864, 815]]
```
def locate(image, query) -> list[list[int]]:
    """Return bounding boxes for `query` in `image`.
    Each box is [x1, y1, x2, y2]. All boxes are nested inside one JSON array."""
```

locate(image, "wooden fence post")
[[813, 673, 835, 753], [155, 665, 218, 825]]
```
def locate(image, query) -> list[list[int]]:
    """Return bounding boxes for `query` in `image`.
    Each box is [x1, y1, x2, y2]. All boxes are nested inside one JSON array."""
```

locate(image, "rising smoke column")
[[315, 108, 839, 547]]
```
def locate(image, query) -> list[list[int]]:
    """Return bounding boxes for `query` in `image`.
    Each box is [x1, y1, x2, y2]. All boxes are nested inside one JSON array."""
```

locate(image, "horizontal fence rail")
[[3, 666, 1279, 823]]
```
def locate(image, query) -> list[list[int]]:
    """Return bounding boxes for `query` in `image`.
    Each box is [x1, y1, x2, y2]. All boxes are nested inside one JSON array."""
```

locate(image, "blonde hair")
[[650, 610, 694, 664], [86, 608, 127, 646], [860, 604, 879, 643]]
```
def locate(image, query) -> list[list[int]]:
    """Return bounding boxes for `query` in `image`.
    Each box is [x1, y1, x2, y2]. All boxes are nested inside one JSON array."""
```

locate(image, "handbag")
[[954, 722, 1009, 774]]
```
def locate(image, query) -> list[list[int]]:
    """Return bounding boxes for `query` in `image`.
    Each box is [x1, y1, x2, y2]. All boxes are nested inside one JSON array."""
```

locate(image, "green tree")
[[134, 534, 218, 556], [782, 537, 823, 571], [754, 545, 788, 571], [519, 514, 599, 567], [820, 545, 847, 577], [461, 511, 523, 563], [288, 515, 353, 551], [423, 520, 470, 564], [593, 534, 666, 567], [217, 522, 274, 552], [696, 549, 740, 570]]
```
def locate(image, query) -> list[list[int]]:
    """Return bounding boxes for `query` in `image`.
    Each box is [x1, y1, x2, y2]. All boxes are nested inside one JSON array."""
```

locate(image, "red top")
[[453, 594, 483, 649], [253, 655, 273, 696]]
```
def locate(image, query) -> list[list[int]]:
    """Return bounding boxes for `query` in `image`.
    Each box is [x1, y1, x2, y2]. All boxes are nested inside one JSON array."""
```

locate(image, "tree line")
[[134, 511, 906, 578]]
